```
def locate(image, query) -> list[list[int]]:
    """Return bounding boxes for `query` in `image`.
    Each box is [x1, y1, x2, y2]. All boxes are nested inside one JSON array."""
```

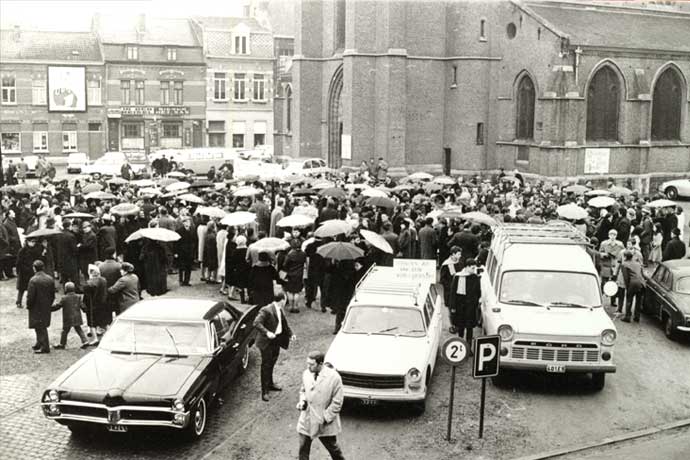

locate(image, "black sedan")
[[41, 298, 260, 440], [643, 260, 690, 340]]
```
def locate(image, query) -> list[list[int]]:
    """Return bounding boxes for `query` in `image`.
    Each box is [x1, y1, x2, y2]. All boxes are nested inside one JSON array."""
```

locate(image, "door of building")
[[88, 123, 103, 160], [193, 122, 202, 147], [108, 119, 119, 151]]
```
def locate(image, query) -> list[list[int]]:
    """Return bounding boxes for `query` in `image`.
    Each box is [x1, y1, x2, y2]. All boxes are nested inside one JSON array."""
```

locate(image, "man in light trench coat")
[[296, 351, 345, 460]]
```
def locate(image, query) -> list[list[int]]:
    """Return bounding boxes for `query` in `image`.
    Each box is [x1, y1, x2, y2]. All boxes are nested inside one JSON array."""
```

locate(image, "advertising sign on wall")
[[48, 66, 86, 112], [584, 148, 610, 174]]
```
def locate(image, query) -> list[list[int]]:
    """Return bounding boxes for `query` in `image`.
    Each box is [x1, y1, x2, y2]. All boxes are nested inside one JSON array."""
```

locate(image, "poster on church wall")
[[341, 134, 351, 160], [47, 66, 86, 112], [584, 148, 610, 174]]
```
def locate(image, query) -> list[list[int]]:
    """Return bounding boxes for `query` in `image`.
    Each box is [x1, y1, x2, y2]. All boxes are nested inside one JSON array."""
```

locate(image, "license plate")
[[107, 425, 128, 432], [360, 398, 378, 406], [546, 364, 566, 373]]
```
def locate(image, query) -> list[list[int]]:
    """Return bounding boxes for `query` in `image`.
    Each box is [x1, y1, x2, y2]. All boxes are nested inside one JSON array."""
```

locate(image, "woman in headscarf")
[[280, 238, 307, 313], [83, 264, 107, 345], [203, 220, 218, 283], [226, 234, 250, 303]]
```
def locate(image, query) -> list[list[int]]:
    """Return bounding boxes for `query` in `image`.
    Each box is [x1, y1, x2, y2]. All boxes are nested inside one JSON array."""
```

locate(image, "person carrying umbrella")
[[280, 238, 307, 313], [27, 259, 55, 353]]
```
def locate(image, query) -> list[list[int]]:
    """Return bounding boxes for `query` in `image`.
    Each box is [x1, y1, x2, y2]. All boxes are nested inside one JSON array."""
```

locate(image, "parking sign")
[[472, 335, 501, 378]]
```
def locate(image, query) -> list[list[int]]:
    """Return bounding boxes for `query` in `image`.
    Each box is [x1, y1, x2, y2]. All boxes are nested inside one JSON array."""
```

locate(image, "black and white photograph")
[[0, 0, 689, 459]]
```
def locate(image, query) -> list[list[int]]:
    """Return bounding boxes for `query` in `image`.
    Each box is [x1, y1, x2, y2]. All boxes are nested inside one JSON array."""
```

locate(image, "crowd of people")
[[1, 159, 688, 353]]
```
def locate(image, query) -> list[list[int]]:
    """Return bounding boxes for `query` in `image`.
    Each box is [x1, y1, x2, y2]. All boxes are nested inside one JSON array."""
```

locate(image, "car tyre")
[[239, 344, 250, 373], [664, 316, 677, 341], [665, 187, 678, 200], [591, 372, 606, 391], [185, 397, 207, 440]]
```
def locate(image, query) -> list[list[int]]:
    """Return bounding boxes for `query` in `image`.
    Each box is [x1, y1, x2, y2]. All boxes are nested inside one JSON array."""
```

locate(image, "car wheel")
[[664, 315, 677, 341], [185, 397, 207, 440], [591, 372, 605, 391], [665, 187, 678, 200]]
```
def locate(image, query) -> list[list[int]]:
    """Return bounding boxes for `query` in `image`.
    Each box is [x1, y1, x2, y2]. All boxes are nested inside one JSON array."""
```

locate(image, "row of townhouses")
[[0, 13, 294, 160]]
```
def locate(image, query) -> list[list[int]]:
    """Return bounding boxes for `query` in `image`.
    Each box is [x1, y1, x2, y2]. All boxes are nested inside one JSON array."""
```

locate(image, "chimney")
[[12, 25, 21, 42], [91, 13, 100, 33]]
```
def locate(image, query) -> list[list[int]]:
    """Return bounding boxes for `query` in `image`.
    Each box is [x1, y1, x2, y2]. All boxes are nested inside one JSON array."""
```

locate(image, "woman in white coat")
[[296, 351, 345, 460]]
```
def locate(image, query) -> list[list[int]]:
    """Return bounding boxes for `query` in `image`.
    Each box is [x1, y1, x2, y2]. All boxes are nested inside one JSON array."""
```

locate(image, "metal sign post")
[[472, 335, 501, 439], [440, 337, 469, 442]]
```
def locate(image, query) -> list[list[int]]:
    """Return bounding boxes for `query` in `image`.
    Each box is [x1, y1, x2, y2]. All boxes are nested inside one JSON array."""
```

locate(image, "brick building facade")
[[292, 0, 690, 177]]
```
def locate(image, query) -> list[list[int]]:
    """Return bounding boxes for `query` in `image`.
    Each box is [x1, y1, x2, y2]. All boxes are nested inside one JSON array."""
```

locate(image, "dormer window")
[[234, 35, 248, 55], [127, 45, 138, 60], [167, 47, 177, 61]]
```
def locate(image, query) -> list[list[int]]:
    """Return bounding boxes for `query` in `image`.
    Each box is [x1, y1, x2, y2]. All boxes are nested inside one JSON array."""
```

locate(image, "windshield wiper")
[[503, 299, 544, 307], [373, 327, 399, 334], [165, 327, 182, 357], [548, 301, 592, 309], [405, 329, 426, 334]]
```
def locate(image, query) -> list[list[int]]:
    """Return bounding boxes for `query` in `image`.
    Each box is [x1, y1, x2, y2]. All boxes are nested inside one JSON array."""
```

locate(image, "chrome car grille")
[[511, 340, 599, 363], [339, 372, 405, 389], [44, 400, 182, 427]]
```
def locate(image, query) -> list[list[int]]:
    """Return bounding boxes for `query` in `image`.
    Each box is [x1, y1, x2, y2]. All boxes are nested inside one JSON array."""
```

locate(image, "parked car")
[[148, 148, 239, 176], [238, 145, 273, 161], [658, 178, 690, 200], [66, 153, 88, 174], [643, 260, 690, 340], [80, 151, 148, 178], [325, 265, 442, 413], [22, 155, 38, 177], [41, 298, 260, 440]]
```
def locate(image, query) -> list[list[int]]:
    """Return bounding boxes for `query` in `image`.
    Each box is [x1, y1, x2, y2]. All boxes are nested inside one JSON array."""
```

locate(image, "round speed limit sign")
[[441, 337, 469, 367]]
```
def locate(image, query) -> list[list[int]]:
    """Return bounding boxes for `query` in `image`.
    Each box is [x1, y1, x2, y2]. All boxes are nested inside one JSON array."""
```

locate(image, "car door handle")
[[239, 324, 246, 330], [232, 343, 240, 349]]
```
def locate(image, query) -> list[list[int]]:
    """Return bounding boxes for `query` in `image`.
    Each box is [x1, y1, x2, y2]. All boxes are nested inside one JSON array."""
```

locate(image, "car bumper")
[[501, 361, 616, 373], [677, 326, 690, 332], [41, 400, 189, 429], [343, 385, 426, 402]]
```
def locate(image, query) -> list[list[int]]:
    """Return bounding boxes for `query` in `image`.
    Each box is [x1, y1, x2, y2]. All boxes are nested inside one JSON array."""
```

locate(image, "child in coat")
[[51, 282, 89, 349]]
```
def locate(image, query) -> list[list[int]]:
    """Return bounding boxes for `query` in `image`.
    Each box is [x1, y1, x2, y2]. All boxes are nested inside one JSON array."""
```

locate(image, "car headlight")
[[601, 329, 617, 346], [498, 324, 514, 342], [172, 399, 185, 412], [48, 390, 59, 402], [405, 368, 423, 390]]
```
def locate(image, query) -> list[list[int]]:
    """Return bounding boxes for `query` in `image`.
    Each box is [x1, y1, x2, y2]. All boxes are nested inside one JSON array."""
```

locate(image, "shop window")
[[209, 133, 225, 147], [121, 80, 131, 105], [234, 73, 247, 101], [127, 45, 138, 60], [167, 47, 177, 61], [254, 133, 265, 146], [88, 123, 102, 131], [87, 79, 101, 105], [1, 132, 20, 152], [33, 131, 48, 152], [214, 73, 227, 101], [516, 74, 535, 140], [476, 122, 484, 145], [253, 74, 266, 101], [123, 123, 143, 138], [62, 131, 78, 152], [651, 67, 682, 141], [2, 76, 17, 104], [232, 134, 245, 148], [160, 81, 170, 105], [32, 80, 47, 105], [135, 80, 145, 105], [163, 123, 181, 138], [586, 66, 620, 141], [173, 81, 183, 105]]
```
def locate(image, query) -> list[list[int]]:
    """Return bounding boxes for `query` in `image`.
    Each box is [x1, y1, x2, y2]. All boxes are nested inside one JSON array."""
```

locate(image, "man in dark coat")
[[16, 239, 43, 308], [615, 208, 631, 246], [304, 237, 324, 310], [98, 249, 122, 314], [253, 292, 295, 401], [418, 217, 438, 260], [663, 228, 686, 261], [141, 239, 167, 296], [449, 259, 482, 347], [328, 260, 357, 334], [175, 219, 196, 286], [78, 221, 98, 280], [27, 260, 55, 353], [0, 215, 12, 280], [97, 215, 117, 260], [55, 219, 81, 291], [439, 246, 463, 333], [447, 224, 479, 264]]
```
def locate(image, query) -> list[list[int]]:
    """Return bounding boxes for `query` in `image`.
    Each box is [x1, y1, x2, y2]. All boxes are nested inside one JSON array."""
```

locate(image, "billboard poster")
[[48, 66, 86, 112]]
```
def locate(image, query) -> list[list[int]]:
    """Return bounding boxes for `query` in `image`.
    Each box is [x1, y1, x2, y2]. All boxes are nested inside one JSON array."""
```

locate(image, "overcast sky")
[[0, 0, 247, 30]]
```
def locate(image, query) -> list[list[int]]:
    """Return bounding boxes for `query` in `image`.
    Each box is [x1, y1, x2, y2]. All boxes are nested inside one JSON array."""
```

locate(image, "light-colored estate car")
[[658, 178, 690, 200]]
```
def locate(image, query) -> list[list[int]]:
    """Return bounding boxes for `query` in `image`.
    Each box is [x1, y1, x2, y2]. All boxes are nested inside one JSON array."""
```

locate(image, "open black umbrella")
[[26, 228, 62, 239], [292, 188, 315, 197], [320, 187, 347, 200], [317, 242, 364, 261], [190, 180, 214, 189]]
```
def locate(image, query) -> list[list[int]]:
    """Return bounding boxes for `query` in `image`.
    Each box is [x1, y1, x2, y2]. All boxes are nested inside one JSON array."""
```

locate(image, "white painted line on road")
[[511, 417, 690, 460]]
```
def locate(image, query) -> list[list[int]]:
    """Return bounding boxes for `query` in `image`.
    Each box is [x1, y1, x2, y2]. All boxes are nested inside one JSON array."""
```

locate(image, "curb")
[[511, 417, 690, 460]]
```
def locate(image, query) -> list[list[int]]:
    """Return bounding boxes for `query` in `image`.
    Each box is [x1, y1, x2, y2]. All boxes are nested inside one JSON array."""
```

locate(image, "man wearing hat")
[[27, 260, 55, 353], [639, 208, 654, 266], [107, 262, 140, 314], [78, 221, 98, 281], [97, 214, 117, 261], [663, 228, 686, 262]]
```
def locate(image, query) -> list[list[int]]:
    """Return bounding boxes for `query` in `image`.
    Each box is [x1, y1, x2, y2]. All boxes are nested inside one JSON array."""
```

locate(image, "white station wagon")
[[325, 265, 442, 413]]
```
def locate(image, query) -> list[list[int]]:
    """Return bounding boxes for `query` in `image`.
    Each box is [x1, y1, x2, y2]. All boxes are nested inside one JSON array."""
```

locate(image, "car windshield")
[[99, 320, 209, 355], [677, 277, 690, 295], [342, 306, 426, 337], [500, 271, 602, 307]]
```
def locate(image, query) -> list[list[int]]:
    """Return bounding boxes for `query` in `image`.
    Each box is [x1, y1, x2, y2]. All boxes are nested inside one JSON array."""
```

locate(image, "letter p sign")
[[472, 335, 501, 378]]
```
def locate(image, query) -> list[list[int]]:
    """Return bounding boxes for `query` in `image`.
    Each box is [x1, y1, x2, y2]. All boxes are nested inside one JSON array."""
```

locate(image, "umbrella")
[[344, 183, 370, 192], [460, 211, 497, 227], [501, 175, 520, 183], [439, 207, 465, 220], [166, 171, 187, 178], [237, 174, 260, 182], [63, 212, 95, 220], [85, 191, 117, 200], [320, 187, 347, 200], [433, 175, 456, 185], [82, 183, 104, 194], [359, 229, 393, 254], [563, 184, 590, 195], [646, 199, 677, 208], [556, 203, 589, 220], [292, 188, 316, 197], [361, 188, 388, 198], [158, 178, 179, 187], [314, 219, 351, 238], [585, 189, 611, 197], [588, 196, 616, 208], [317, 242, 364, 261], [233, 186, 261, 197], [311, 180, 335, 190], [424, 182, 444, 193], [301, 237, 315, 251], [25, 228, 62, 239], [282, 175, 308, 184], [111, 203, 140, 216], [608, 186, 633, 197], [177, 193, 205, 204], [125, 227, 181, 243], [221, 211, 256, 226], [366, 196, 396, 209], [250, 237, 290, 252], [194, 206, 227, 219], [393, 184, 415, 192], [107, 177, 129, 185], [166, 181, 191, 192], [190, 180, 214, 189], [139, 187, 161, 196], [277, 214, 315, 228], [130, 179, 155, 188], [408, 172, 433, 181]]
